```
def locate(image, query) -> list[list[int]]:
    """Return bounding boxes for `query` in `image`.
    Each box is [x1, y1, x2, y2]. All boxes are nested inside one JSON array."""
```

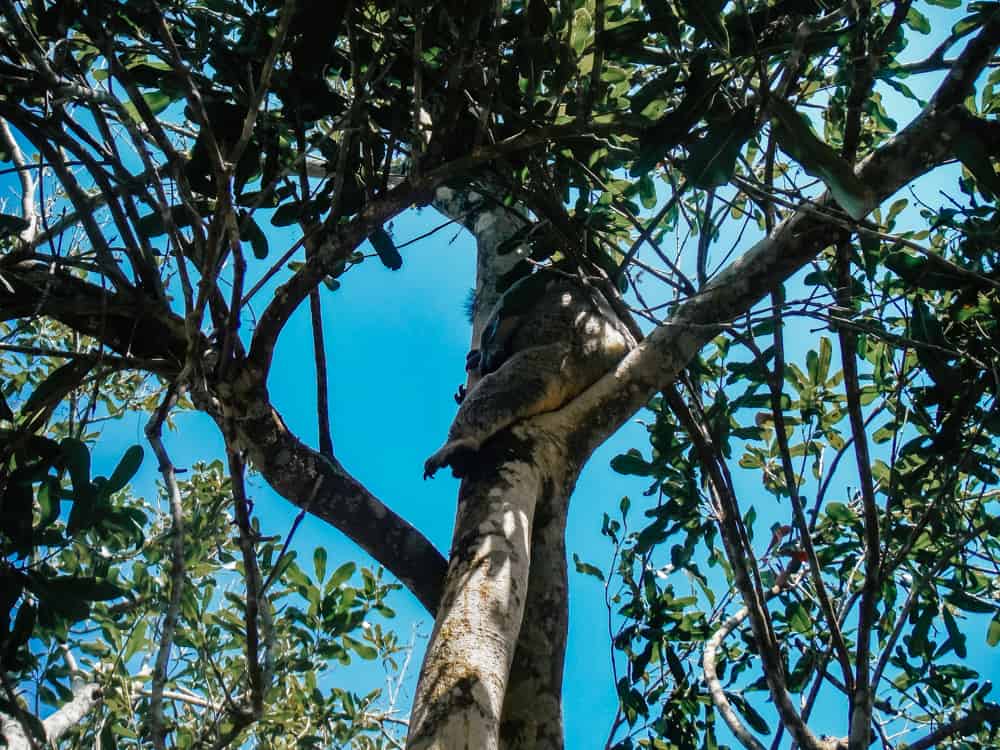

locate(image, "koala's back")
[[507, 277, 633, 364], [423, 273, 636, 478]]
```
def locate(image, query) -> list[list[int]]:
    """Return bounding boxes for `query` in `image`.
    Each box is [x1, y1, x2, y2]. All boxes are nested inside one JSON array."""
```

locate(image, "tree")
[[1, 1, 999, 749]]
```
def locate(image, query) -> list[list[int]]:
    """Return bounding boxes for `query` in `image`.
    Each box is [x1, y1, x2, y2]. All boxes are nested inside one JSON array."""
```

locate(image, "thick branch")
[[557, 9, 1000, 465], [904, 706, 1000, 750], [0, 680, 102, 750], [0, 265, 188, 371]]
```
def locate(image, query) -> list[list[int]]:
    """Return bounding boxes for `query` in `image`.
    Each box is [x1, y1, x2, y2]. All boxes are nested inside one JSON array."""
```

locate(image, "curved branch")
[[1, 265, 447, 613], [703, 567, 800, 750], [219, 369, 447, 614]]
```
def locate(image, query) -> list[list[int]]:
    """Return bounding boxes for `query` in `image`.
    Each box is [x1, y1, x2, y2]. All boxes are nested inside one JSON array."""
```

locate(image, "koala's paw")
[[423, 437, 480, 479]]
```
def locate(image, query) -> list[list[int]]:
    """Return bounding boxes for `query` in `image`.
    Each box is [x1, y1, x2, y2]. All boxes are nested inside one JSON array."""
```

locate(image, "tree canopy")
[[0, 0, 999, 748]]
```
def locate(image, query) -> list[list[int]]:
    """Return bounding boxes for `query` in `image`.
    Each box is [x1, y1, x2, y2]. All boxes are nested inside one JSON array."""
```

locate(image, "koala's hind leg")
[[423, 342, 574, 478]]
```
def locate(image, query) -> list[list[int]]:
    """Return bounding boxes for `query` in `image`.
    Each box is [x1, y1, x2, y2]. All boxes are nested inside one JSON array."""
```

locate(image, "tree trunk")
[[498, 472, 570, 750]]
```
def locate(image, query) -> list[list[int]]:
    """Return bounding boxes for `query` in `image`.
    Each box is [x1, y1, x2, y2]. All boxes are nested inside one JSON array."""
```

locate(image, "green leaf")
[[683, 108, 755, 188], [610, 449, 654, 477], [572, 553, 606, 582], [343, 635, 377, 660], [0, 213, 30, 237], [770, 98, 872, 219], [904, 7, 931, 33], [786, 601, 812, 634], [728, 692, 771, 734], [313, 547, 328, 582], [953, 133, 1000, 198], [105, 445, 144, 495], [825, 502, 856, 524], [676, 0, 729, 52], [885, 251, 967, 291], [329, 561, 356, 589], [124, 91, 173, 122], [270, 202, 302, 227], [20, 360, 94, 427], [242, 215, 269, 259], [36, 477, 61, 530], [123, 620, 148, 662], [987, 615, 1000, 647], [369, 227, 402, 270], [947, 589, 995, 614], [638, 175, 657, 209], [61, 438, 92, 496]]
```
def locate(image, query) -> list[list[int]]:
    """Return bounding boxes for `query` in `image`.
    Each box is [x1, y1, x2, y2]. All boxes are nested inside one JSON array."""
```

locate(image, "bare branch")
[[704, 567, 800, 750]]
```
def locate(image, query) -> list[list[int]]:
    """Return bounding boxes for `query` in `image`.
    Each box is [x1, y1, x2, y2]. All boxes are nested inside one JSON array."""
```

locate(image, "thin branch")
[[226, 442, 265, 719], [616, 178, 692, 292], [703, 566, 799, 750], [260, 476, 322, 596], [230, 0, 296, 165], [144, 384, 188, 750], [833, 236, 881, 750]]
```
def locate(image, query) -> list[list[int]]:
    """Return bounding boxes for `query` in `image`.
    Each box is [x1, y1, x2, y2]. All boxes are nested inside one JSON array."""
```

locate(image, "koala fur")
[[424, 271, 636, 478]]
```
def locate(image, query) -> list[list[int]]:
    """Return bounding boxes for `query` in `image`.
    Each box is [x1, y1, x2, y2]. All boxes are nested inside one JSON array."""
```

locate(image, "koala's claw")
[[423, 437, 480, 479]]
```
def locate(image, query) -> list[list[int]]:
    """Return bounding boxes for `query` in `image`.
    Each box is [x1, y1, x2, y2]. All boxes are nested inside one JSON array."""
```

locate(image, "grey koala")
[[424, 268, 636, 478]]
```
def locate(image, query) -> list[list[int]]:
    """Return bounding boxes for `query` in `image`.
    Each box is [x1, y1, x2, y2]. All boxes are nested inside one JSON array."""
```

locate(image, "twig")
[[260, 475, 323, 596]]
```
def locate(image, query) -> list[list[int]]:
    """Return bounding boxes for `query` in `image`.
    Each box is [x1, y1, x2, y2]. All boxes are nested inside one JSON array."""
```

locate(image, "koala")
[[424, 268, 636, 478]]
